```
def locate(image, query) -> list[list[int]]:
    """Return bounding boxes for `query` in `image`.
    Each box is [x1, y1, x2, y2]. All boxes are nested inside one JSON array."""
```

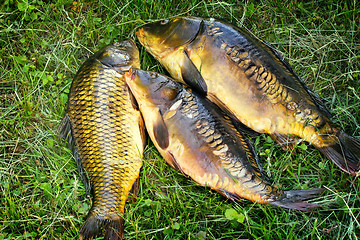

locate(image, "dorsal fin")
[[265, 41, 332, 119], [203, 93, 269, 181]]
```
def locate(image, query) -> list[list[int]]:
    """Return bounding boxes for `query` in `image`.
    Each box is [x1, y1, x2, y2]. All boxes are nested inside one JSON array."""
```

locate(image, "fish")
[[124, 69, 324, 211], [59, 39, 146, 240], [136, 17, 360, 175]]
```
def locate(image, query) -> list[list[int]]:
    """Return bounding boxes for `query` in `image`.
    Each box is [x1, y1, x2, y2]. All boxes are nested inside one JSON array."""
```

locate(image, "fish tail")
[[270, 188, 325, 212], [80, 211, 124, 240], [317, 130, 360, 175]]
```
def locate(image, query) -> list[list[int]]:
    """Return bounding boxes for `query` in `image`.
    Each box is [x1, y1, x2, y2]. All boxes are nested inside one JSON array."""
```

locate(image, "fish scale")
[[60, 40, 144, 240], [188, 96, 260, 177]]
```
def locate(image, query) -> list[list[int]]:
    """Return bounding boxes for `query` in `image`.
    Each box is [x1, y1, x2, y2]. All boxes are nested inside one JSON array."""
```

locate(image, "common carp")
[[136, 17, 360, 175], [124, 69, 324, 211], [59, 39, 145, 240]]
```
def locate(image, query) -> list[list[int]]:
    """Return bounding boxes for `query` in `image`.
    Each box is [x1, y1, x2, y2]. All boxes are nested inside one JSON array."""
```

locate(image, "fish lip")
[[136, 28, 152, 53], [125, 68, 137, 82], [136, 28, 144, 40]]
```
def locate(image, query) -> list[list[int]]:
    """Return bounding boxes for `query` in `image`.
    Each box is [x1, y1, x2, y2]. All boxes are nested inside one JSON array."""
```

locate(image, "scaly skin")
[[64, 40, 145, 240]]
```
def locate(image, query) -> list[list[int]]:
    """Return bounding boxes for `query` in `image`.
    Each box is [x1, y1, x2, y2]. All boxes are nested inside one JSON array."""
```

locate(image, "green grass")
[[1, 0, 359, 239]]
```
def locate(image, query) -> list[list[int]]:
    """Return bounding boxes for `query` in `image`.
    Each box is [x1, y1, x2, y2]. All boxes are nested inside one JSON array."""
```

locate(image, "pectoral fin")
[[153, 109, 169, 149], [265, 40, 332, 118], [181, 49, 207, 95]]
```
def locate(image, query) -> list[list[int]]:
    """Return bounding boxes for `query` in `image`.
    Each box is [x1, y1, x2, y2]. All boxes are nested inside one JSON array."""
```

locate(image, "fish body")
[[60, 39, 145, 240], [125, 69, 323, 211], [137, 17, 360, 175]]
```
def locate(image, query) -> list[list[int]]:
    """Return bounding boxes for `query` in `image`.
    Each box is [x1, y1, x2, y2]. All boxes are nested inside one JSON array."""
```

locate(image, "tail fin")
[[271, 188, 325, 212], [317, 130, 360, 175], [80, 212, 124, 240]]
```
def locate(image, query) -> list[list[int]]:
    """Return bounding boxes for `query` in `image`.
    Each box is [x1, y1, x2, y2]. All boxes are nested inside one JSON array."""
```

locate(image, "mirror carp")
[[125, 69, 324, 211]]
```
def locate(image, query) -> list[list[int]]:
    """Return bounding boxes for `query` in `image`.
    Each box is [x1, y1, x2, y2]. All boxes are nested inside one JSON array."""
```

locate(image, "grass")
[[1, 0, 359, 239]]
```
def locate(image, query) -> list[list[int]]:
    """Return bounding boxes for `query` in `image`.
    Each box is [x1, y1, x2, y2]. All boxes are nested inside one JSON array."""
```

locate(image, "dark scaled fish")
[[124, 69, 324, 211], [136, 17, 360, 175], [59, 39, 146, 240]]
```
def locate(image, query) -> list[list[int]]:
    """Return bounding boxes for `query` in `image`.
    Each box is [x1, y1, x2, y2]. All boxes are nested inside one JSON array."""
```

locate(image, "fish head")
[[95, 39, 140, 73], [137, 17, 203, 59], [125, 69, 181, 110], [125, 69, 183, 151]]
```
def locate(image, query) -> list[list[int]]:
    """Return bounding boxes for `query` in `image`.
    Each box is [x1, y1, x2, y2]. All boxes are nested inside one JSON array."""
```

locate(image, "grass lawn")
[[1, 0, 359, 239]]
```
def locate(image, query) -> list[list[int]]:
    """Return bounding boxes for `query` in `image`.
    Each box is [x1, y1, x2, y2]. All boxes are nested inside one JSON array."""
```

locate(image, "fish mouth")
[[136, 28, 145, 40], [136, 28, 163, 60], [124, 68, 137, 83], [124, 68, 141, 100], [136, 28, 150, 48], [136, 28, 149, 49]]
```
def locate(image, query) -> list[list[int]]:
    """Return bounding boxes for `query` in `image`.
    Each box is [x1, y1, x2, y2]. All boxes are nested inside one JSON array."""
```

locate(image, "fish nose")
[[136, 28, 144, 38]]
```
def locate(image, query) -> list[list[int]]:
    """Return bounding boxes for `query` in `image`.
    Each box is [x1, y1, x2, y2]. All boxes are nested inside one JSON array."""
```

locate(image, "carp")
[[136, 17, 360, 175], [124, 69, 324, 211], [59, 39, 145, 240]]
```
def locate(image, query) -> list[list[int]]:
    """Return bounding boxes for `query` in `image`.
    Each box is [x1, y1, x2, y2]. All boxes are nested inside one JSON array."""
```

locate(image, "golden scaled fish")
[[124, 69, 324, 211], [136, 17, 360, 175], [59, 39, 145, 240]]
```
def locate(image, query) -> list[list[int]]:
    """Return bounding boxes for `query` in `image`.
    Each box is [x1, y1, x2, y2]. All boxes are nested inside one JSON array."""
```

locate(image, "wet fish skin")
[[60, 39, 145, 240], [137, 17, 360, 175], [125, 69, 324, 211]]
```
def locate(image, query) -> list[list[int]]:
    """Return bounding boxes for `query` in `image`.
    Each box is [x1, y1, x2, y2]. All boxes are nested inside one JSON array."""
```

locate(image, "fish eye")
[[160, 19, 169, 25], [149, 72, 158, 78]]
